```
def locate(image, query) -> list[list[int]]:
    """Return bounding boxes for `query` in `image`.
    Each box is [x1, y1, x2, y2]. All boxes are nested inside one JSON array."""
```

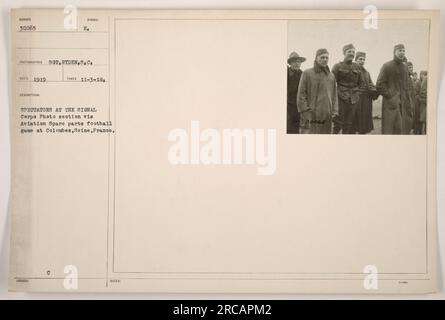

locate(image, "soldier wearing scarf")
[[376, 44, 413, 134], [297, 48, 339, 134], [332, 44, 364, 134], [354, 51, 379, 134]]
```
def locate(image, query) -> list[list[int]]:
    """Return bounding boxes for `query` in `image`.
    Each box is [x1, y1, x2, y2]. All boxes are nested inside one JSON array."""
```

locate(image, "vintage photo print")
[[287, 19, 430, 135]]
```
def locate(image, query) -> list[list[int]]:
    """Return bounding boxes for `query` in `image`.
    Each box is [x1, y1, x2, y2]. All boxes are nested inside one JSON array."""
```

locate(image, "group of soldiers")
[[287, 43, 428, 134]]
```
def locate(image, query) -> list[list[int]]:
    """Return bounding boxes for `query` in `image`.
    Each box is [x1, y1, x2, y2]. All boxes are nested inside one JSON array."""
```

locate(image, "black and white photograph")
[[1, 5, 444, 301], [287, 20, 429, 135]]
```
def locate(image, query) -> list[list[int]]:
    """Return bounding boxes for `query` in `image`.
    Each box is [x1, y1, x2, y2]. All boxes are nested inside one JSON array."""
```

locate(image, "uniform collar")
[[393, 55, 404, 64], [313, 61, 330, 74]]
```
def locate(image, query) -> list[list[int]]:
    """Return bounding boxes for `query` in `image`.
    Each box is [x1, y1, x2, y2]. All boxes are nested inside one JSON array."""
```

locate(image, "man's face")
[[316, 53, 329, 67], [344, 49, 355, 61], [290, 60, 301, 70], [356, 56, 365, 66], [395, 48, 406, 60]]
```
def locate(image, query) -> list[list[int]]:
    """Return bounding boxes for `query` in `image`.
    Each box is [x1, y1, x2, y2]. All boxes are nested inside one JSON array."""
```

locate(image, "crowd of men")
[[287, 44, 428, 135]]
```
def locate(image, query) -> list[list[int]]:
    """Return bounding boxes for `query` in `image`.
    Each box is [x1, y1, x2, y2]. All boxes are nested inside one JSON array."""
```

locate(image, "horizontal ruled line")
[[17, 80, 107, 83], [17, 31, 108, 33], [16, 47, 109, 50], [16, 64, 109, 66]]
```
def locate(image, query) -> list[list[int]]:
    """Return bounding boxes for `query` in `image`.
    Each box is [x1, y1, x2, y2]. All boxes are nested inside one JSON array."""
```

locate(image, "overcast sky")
[[288, 19, 430, 82]]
